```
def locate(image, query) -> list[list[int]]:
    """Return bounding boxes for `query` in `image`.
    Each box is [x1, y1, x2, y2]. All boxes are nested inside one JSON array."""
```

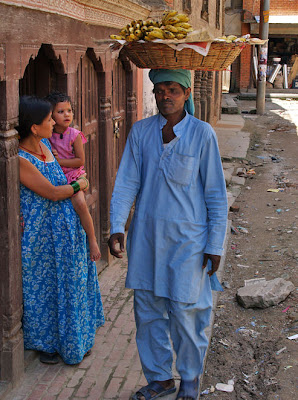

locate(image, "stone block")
[[231, 176, 246, 185], [236, 278, 295, 309]]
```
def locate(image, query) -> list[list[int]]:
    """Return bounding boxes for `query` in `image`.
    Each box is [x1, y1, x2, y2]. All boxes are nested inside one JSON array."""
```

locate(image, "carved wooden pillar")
[[0, 73, 24, 384], [206, 71, 214, 124], [99, 95, 113, 263], [200, 71, 208, 122], [127, 90, 137, 132], [194, 70, 202, 120]]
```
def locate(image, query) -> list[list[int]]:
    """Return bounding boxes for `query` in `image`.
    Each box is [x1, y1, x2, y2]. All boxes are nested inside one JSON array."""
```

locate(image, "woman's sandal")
[[39, 351, 59, 364], [84, 349, 92, 357], [175, 377, 199, 400], [131, 381, 176, 400]]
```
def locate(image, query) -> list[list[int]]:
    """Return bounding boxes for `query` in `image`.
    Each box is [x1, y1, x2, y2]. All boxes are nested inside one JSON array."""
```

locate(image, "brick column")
[[239, 23, 252, 90]]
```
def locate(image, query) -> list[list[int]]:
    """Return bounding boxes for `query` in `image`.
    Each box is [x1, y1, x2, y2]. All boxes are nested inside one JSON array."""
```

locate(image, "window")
[[216, 0, 220, 29], [182, 0, 191, 13], [201, 0, 209, 22], [231, 0, 243, 9]]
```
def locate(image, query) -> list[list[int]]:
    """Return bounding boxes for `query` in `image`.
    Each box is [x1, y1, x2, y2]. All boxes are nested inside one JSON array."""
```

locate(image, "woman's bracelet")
[[70, 180, 81, 194], [77, 176, 89, 191]]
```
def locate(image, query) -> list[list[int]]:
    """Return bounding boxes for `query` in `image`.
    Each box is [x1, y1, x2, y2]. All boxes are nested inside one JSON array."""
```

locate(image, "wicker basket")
[[120, 41, 246, 71]]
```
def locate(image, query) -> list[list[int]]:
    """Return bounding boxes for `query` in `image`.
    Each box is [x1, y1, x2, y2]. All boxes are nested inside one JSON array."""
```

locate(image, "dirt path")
[[201, 98, 298, 400]]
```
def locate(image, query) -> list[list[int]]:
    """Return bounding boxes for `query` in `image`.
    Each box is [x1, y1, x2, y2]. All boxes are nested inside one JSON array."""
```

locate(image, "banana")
[[176, 14, 189, 22], [176, 27, 188, 34], [147, 30, 165, 40], [173, 22, 192, 29], [147, 27, 164, 33], [162, 10, 178, 24], [163, 30, 175, 39], [163, 16, 180, 25], [119, 28, 128, 36], [145, 20, 154, 26], [134, 29, 143, 39], [126, 34, 138, 42], [164, 25, 178, 33], [175, 33, 187, 40], [110, 34, 125, 40]]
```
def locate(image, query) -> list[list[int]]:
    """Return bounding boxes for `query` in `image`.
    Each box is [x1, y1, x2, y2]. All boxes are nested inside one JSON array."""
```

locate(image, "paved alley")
[[5, 255, 148, 400]]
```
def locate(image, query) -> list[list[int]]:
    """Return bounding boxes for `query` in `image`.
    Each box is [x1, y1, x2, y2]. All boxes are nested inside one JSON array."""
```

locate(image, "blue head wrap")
[[149, 69, 195, 116]]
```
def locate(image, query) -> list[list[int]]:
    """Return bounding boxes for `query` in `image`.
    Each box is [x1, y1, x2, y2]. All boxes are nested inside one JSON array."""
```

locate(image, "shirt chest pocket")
[[166, 153, 195, 186]]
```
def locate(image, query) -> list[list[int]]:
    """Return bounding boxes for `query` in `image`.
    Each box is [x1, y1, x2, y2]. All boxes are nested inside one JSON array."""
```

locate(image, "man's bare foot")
[[89, 239, 101, 261]]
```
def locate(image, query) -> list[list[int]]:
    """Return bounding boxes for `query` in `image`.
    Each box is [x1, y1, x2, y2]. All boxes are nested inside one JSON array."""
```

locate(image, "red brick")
[[103, 377, 123, 399], [74, 377, 96, 397], [85, 357, 105, 378], [67, 369, 85, 388], [57, 387, 74, 400]]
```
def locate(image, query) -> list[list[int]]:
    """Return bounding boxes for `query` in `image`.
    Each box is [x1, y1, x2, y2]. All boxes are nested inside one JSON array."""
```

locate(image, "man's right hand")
[[108, 233, 125, 258]]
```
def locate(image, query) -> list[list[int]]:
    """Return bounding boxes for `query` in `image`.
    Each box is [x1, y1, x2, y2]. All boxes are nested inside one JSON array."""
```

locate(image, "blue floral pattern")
[[19, 139, 104, 364]]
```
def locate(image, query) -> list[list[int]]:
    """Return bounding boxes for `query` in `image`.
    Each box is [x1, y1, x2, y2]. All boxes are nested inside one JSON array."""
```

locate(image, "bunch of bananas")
[[110, 11, 192, 42], [110, 19, 162, 42], [160, 10, 193, 40]]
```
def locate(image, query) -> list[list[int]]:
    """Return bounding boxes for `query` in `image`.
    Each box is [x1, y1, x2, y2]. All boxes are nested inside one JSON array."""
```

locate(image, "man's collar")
[[158, 112, 190, 137]]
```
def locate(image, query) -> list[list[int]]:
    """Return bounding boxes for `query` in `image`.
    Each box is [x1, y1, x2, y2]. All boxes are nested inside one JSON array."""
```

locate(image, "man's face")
[[154, 81, 191, 118]]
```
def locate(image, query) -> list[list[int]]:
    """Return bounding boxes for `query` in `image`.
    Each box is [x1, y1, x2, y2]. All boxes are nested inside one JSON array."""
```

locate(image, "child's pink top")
[[49, 127, 87, 183]]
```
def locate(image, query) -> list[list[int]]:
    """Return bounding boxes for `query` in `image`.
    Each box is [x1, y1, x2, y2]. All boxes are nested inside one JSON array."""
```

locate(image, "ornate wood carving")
[[194, 70, 202, 120], [99, 97, 112, 121], [2, 0, 150, 29], [200, 71, 208, 122], [206, 71, 214, 123], [0, 130, 19, 159]]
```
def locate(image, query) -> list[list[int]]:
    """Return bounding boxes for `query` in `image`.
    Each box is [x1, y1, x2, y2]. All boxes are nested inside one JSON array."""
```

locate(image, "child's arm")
[[55, 134, 85, 168]]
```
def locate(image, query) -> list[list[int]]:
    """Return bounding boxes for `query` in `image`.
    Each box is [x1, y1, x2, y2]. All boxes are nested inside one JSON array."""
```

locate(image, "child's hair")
[[45, 91, 72, 108], [16, 96, 52, 139]]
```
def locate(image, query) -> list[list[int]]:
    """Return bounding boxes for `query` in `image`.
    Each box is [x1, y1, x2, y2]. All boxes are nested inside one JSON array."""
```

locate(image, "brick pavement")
[[5, 255, 152, 400]]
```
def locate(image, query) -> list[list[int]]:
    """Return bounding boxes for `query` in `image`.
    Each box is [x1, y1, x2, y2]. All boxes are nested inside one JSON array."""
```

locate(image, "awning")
[[254, 15, 298, 24]]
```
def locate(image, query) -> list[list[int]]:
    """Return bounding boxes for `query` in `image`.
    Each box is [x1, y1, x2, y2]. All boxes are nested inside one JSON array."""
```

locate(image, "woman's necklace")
[[19, 143, 47, 163]]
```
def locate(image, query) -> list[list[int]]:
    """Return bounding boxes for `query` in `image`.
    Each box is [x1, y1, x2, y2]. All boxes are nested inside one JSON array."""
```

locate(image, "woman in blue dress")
[[17, 96, 104, 365]]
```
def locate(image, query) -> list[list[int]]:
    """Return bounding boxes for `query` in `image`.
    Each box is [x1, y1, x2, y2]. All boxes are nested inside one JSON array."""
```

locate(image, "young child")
[[46, 91, 101, 262]]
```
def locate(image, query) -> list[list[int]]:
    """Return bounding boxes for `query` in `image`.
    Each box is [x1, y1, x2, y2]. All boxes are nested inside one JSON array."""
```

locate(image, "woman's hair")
[[46, 91, 72, 108], [16, 96, 52, 139]]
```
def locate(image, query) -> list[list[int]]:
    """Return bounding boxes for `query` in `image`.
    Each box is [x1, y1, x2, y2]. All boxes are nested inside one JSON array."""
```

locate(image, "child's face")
[[52, 101, 73, 131]]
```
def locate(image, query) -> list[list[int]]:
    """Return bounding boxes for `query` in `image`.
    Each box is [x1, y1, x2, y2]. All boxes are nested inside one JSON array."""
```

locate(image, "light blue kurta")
[[110, 112, 228, 303]]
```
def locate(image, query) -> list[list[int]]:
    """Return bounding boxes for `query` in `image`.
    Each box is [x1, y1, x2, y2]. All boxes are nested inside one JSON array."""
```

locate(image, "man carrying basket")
[[108, 69, 228, 400]]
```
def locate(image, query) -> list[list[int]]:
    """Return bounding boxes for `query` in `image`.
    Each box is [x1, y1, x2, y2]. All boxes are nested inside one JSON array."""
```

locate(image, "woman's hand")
[[77, 176, 89, 192], [52, 149, 62, 164]]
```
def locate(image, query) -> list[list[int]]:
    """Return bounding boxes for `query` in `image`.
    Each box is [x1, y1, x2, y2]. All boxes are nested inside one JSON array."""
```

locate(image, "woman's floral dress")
[[19, 139, 104, 364]]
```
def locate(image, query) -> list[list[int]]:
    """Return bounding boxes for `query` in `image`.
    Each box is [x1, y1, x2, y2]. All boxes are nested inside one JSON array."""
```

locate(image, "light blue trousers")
[[134, 289, 212, 383]]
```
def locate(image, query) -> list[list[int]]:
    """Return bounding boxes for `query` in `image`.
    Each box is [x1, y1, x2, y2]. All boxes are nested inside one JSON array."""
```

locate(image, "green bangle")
[[70, 180, 80, 194], [78, 176, 89, 190]]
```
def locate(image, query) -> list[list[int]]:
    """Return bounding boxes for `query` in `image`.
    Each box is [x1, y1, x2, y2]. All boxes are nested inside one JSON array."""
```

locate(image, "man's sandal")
[[131, 381, 176, 400], [176, 377, 199, 400]]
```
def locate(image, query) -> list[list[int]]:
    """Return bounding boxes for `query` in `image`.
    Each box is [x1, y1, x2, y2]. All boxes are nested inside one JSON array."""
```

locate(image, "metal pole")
[[256, 0, 270, 115]]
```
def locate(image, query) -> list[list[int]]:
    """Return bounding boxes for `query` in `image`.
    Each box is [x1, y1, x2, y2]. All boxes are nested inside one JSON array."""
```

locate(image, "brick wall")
[[243, 0, 298, 16], [240, 0, 298, 89], [239, 23, 252, 89]]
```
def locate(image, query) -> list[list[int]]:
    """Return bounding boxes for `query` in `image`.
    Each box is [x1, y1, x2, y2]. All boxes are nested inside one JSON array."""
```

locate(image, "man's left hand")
[[202, 253, 221, 276]]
